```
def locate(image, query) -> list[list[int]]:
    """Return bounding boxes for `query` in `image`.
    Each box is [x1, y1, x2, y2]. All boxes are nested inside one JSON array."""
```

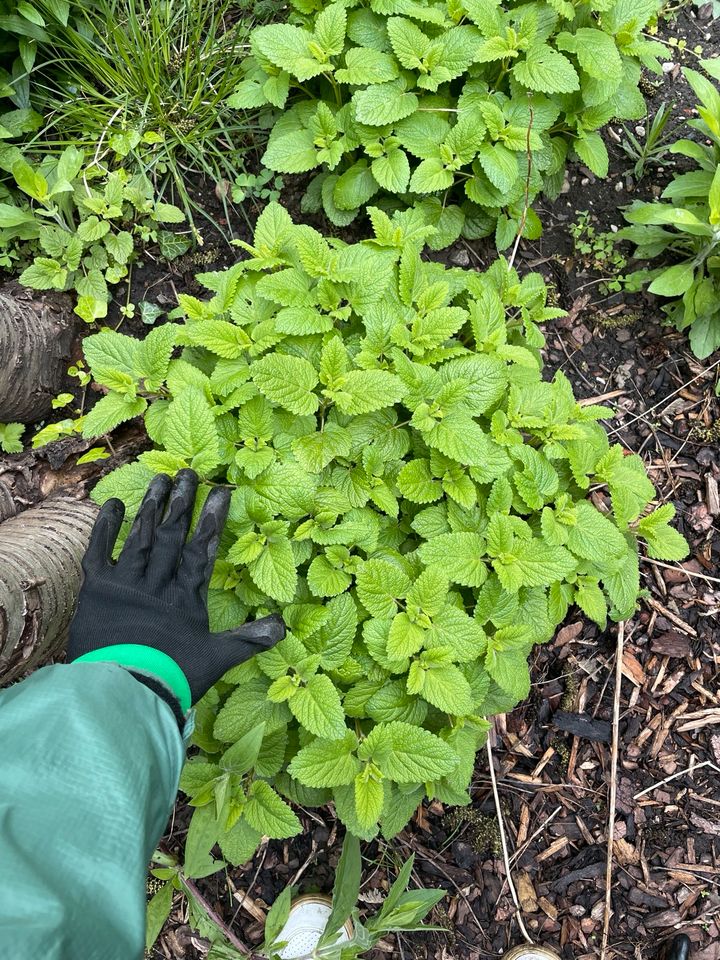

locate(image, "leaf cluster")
[[84, 202, 687, 855], [1, 0, 269, 223], [619, 60, 720, 362], [0, 143, 187, 321], [229, 0, 664, 249], [261, 835, 443, 960]]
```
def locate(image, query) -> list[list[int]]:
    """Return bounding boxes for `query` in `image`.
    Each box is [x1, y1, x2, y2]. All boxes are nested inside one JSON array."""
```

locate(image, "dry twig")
[[486, 731, 533, 944], [601, 621, 625, 960]]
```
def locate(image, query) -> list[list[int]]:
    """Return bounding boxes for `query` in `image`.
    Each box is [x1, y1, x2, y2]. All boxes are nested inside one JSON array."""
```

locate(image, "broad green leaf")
[[162, 387, 219, 475], [82, 393, 147, 438], [513, 45, 579, 94], [249, 537, 298, 603], [359, 721, 458, 782], [637, 504, 689, 561], [252, 354, 319, 415], [289, 673, 347, 740], [289, 731, 360, 787], [353, 80, 419, 126], [356, 559, 412, 617], [244, 780, 301, 839], [355, 770, 385, 829]]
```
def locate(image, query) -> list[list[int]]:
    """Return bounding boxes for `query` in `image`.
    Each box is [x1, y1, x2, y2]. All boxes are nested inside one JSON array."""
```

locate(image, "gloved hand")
[[69, 469, 285, 713]]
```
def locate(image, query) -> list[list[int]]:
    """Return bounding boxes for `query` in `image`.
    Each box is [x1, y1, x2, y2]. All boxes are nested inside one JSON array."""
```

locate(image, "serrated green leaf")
[[244, 780, 301, 839], [290, 673, 347, 740], [359, 721, 458, 782], [252, 354, 319, 415], [289, 731, 360, 787]]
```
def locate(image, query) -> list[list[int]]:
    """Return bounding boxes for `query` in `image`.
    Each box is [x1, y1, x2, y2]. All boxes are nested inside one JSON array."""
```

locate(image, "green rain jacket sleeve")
[[0, 661, 184, 960]]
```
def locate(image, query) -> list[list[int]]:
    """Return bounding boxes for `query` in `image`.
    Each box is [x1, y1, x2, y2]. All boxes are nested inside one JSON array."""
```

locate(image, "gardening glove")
[[68, 468, 285, 716]]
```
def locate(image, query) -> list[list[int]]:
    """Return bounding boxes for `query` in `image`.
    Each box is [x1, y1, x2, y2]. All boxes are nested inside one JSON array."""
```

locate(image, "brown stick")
[[182, 875, 263, 959], [601, 621, 625, 960]]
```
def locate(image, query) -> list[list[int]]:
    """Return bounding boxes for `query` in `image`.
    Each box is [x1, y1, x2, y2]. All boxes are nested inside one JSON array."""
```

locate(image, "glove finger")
[[147, 469, 199, 585], [177, 486, 231, 595], [82, 498, 125, 573], [116, 473, 172, 576], [212, 613, 286, 668]]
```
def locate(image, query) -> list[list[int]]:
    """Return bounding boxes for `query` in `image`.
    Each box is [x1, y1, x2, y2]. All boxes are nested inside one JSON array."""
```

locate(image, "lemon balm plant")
[[82, 203, 686, 863], [228, 0, 665, 249]]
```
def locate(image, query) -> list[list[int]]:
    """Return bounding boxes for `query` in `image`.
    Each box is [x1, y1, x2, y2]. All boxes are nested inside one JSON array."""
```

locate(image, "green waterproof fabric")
[[0, 662, 183, 960]]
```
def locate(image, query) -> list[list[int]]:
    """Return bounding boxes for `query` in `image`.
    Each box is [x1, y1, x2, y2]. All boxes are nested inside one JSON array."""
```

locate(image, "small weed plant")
[[146, 834, 442, 958], [228, 0, 665, 249], [619, 60, 720, 361], [81, 203, 687, 860], [570, 210, 628, 293], [619, 101, 675, 181], [0, 145, 187, 322]]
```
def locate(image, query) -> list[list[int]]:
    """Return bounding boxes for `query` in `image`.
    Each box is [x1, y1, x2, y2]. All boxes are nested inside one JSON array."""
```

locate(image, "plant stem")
[[181, 874, 261, 958]]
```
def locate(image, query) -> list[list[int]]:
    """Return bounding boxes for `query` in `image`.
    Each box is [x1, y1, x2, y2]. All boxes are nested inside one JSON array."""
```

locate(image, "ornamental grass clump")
[[228, 0, 665, 248], [83, 202, 686, 862]]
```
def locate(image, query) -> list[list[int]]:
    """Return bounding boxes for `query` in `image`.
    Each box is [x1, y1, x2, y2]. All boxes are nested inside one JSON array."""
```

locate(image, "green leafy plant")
[[0, 421, 24, 453], [82, 203, 687, 858], [0, 0, 83, 109], [619, 60, 720, 360], [0, 145, 187, 322], [261, 835, 444, 959], [620, 100, 674, 180], [231, 168, 285, 205], [5, 0, 269, 223], [570, 210, 628, 293], [228, 0, 664, 249]]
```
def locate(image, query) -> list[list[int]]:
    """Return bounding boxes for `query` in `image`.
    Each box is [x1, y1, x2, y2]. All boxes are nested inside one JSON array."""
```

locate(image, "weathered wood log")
[[0, 283, 76, 423], [0, 497, 98, 683]]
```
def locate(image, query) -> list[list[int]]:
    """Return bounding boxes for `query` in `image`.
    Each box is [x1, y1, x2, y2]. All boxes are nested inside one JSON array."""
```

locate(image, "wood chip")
[[621, 649, 645, 686], [517, 871, 538, 912], [689, 813, 720, 837], [233, 889, 267, 924], [650, 632, 693, 658], [613, 838, 640, 866], [553, 710, 611, 742], [706, 474, 720, 516], [536, 836, 570, 862]]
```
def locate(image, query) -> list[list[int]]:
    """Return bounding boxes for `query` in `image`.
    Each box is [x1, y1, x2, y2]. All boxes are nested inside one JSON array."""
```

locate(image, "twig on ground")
[[601, 620, 625, 960], [606, 357, 720, 438], [643, 556, 720, 586], [634, 758, 716, 799], [486, 731, 533, 945], [231, 841, 268, 929], [182, 874, 258, 958]]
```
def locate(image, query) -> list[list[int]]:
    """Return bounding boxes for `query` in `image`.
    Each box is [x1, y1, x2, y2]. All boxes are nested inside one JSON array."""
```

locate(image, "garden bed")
[[142, 9, 720, 958], [1, 2, 718, 959]]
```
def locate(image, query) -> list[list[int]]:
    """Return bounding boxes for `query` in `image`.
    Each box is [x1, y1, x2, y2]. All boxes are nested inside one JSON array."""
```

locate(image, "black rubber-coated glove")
[[69, 469, 285, 710]]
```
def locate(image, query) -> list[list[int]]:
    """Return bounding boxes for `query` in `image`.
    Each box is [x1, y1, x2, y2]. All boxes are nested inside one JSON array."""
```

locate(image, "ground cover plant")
[[0, 146, 186, 321], [228, 0, 665, 249], [619, 60, 720, 362], [77, 203, 688, 866], [0, 0, 269, 224]]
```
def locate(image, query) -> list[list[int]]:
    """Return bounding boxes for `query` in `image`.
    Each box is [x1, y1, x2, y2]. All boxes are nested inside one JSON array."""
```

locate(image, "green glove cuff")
[[73, 645, 192, 714]]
